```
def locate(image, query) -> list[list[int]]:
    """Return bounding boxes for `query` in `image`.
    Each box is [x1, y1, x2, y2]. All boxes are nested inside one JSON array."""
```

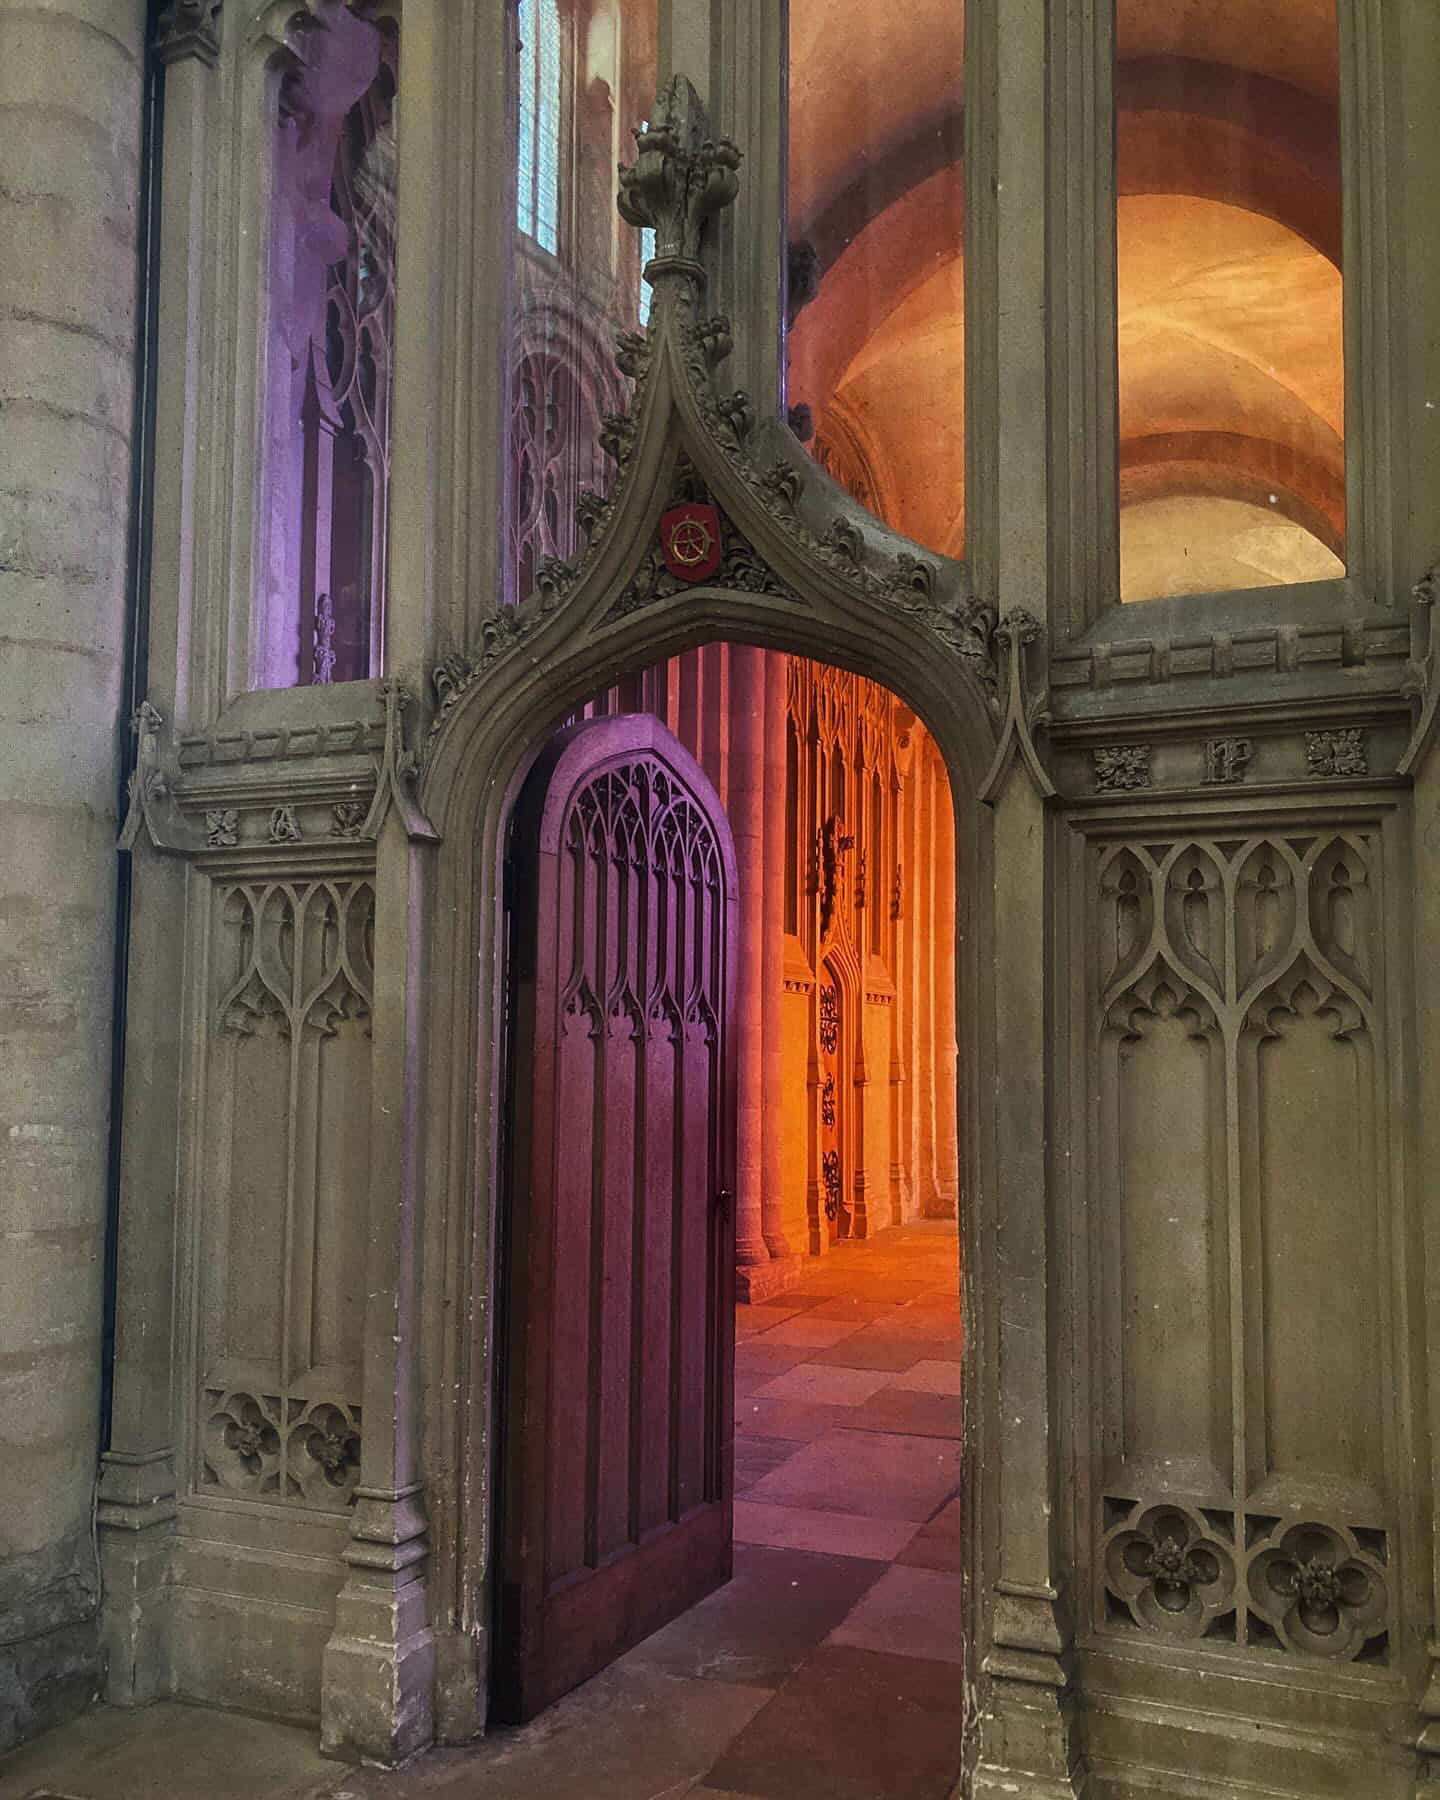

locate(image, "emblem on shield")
[[660, 503, 723, 584]]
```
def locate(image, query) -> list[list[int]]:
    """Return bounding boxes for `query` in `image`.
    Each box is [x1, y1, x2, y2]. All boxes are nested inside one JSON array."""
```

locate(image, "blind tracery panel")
[[507, 0, 657, 607]]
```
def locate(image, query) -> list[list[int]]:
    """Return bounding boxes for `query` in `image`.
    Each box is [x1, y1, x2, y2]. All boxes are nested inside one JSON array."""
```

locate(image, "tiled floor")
[[0, 1222, 963, 1800]]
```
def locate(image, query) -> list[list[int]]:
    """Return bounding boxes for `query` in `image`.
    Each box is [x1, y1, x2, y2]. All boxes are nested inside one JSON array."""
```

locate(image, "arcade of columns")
[[592, 646, 959, 1296]]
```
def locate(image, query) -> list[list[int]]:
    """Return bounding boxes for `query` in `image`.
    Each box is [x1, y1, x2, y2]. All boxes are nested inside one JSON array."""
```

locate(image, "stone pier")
[[0, 0, 145, 1751]]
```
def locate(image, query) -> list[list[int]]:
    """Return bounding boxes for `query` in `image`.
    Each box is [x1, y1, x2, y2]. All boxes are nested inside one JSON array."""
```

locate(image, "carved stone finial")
[[617, 76, 741, 281], [154, 0, 222, 66]]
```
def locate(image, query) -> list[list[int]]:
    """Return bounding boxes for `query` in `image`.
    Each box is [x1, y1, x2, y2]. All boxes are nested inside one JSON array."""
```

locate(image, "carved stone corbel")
[[364, 679, 439, 843], [978, 610, 1055, 804], [118, 701, 206, 856], [154, 0, 222, 66]]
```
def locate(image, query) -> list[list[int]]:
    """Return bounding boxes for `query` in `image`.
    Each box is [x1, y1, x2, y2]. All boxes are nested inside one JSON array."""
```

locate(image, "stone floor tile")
[[746, 1428, 959, 1521], [733, 1434, 805, 1493], [843, 1386, 963, 1440], [733, 1501, 919, 1562], [753, 1314, 869, 1350], [825, 1563, 965, 1664], [702, 1645, 964, 1800], [621, 1545, 884, 1690], [807, 1332, 930, 1372], [734, 1396, 852, 1441], [0, 1701, 338, 1800], [735, 1338, 813, 1372], [736, 1304, 812, 1336], [751, 1362, 895, 1406], [887, 1357, 963, 1394], [896, 1499, 963, 1573], [343, 1665, 770, 1800], [802, 1297, 908, 1321]]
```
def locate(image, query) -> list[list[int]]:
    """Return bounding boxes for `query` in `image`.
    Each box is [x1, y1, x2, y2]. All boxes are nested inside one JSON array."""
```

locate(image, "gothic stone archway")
[[382, 83, 1068, 1794]]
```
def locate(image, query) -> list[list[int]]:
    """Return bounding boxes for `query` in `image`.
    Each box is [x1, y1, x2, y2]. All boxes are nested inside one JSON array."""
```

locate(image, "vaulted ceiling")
[[786, 0, 1344, 600]]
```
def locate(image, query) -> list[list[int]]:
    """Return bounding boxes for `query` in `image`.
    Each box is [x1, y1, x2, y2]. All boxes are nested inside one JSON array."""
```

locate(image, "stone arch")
[[414, 587, 997, 1735]]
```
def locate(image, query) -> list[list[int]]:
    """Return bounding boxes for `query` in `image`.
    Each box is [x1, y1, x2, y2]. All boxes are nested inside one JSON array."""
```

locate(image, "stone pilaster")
[[320, 800, 436, 1762]]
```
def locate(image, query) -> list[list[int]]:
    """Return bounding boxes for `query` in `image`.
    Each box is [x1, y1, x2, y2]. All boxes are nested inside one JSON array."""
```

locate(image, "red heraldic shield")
[[660, 503, 723, 584]]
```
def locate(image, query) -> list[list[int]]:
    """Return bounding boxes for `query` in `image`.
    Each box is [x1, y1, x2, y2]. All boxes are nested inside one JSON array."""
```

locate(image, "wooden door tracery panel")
[[493, 714, 739, 1725]]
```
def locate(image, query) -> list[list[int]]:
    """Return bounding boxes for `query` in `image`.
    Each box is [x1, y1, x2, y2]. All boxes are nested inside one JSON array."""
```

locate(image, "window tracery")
[[257, 4, 398, 689], [506, 0, 656, 605]]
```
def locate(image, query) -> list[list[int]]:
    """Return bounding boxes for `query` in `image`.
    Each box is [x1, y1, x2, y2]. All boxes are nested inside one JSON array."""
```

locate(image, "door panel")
[[494, 715, 738, 1724]]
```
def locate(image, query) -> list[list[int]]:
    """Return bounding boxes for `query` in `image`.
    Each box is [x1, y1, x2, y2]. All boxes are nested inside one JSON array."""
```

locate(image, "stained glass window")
[[517, 0, 562, 253]]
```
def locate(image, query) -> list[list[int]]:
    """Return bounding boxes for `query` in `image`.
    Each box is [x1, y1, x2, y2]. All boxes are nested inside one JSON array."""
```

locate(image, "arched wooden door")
[[493, 715, 739, 1723]]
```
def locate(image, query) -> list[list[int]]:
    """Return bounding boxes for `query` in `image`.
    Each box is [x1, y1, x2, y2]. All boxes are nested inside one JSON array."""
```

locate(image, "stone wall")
[[0, 0, 145, 1751]]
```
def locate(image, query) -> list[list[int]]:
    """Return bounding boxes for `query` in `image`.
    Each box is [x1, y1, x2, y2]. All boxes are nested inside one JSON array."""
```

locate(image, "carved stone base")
[[432, 1623, 486, 1747], [971, 1582, 1081, 1797], [97, 1449, 177, 1706], [320, 1485, 436, 1764], [735, 1253, 803, 1303]]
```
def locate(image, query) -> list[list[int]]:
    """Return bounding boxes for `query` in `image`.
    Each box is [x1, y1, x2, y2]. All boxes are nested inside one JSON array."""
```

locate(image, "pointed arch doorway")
[[486, 645, 966, 1785]]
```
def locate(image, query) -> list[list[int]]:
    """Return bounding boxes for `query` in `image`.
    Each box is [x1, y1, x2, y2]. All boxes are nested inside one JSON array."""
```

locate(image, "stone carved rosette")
[[1104, 1501, 1237, 1640], [202, 1389, 362, 1511], [203, 1391, 285, 1497], [1247, 1520, 1389, 1661]]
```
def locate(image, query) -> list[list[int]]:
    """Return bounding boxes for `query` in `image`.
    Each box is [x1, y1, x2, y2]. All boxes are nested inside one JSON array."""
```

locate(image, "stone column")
[[676, 647, 703, 757], [698, 640, 728, 806], [929, 747, 960, 1217], [726, 645, 770, 1288], [760, 651, 795, 1267], [0, 0, 145, 1751]]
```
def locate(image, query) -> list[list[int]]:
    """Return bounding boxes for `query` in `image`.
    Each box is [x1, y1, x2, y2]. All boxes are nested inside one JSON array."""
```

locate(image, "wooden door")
[[493, 715, 739, 1724]]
